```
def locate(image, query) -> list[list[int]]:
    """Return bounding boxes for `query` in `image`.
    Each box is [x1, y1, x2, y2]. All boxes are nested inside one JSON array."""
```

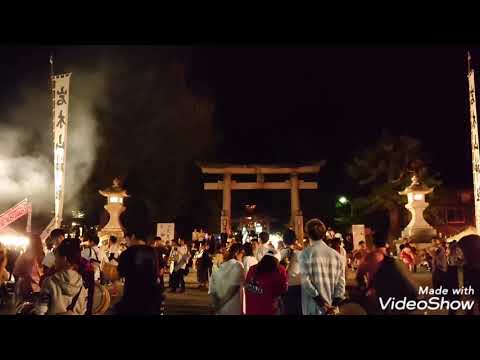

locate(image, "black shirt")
[[117, 245, 162, 314]]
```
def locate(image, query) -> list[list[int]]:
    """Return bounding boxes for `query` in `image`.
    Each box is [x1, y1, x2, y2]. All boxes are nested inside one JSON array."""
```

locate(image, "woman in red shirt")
[[245, 248, 288, 315]]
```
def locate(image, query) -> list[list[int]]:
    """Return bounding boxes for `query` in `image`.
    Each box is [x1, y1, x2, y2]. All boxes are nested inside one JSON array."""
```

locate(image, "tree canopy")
[[346, 131, 442, 242]]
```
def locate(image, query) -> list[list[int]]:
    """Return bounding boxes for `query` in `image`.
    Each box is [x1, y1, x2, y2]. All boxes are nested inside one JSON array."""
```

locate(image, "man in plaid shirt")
[[299, 219, 346, 315]]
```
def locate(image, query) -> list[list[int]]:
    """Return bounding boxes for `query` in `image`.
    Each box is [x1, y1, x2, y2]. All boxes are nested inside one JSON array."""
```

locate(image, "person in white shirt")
[[280, 229, 303, 315], [41, 229, 65, 272], [242, 242, 258, 314], [299, 219, 345, 315], [81, 234, 109, 282], [255, 232, 274, 262], [209, 243, 245, 315], [170, 238, 189, 293], [33, 238, 87, 315], [242, 242, 258, 275]]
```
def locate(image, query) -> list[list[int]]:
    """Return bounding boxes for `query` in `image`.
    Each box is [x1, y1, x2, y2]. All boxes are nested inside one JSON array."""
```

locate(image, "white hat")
[[263, 248, 281, 261]]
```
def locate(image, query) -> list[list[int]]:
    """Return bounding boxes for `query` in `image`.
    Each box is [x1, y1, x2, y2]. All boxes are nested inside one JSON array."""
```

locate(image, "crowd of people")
[[208, 220, 346, 315], [1, 220, 480, 316]]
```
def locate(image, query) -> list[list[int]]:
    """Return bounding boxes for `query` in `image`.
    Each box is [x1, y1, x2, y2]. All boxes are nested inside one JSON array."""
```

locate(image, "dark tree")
[[346, 131, 441, 244]]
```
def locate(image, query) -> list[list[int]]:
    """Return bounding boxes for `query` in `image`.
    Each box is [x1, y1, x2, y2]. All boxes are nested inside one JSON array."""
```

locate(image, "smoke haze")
[[0, 66, 105, 217]]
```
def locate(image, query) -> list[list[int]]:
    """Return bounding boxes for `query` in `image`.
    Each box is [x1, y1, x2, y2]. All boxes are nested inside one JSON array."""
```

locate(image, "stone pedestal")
[[98, 178, 128, 243], [399, 176, 437, 244], [98, 203, 126, 242]]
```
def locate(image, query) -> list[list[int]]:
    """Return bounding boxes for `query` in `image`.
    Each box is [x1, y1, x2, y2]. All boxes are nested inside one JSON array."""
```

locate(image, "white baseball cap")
[[263, 248, 281, 261]]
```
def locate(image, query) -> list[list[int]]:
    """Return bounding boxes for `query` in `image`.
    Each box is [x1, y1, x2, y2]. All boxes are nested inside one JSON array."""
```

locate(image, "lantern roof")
[[99, 177, 129, 198], [399, 175, 434, 195]]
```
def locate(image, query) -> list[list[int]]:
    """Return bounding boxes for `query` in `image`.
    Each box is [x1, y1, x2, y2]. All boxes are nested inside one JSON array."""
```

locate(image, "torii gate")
[[199, 162, 325, 241]]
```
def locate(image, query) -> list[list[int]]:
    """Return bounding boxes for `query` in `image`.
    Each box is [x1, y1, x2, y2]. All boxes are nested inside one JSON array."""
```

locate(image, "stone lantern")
[[97, 177, 129, 243], [398, 175, 437, 243]]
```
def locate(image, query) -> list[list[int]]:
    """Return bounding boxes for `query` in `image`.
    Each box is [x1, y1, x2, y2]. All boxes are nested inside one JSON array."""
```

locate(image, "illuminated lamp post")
[[398, 175, 437, 244], [98, 177, 129, 243]]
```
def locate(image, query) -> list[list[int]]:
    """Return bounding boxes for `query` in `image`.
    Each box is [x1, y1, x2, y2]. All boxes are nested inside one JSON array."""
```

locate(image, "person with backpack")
[[32, 238, 87, 315], [40, 237, 95, 315], [81, 232, 108, 283]]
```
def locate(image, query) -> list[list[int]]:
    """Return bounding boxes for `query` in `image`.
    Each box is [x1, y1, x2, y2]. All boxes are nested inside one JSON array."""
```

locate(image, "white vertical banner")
[[52, 73, 72, 228], [468, 55, 480, 231]]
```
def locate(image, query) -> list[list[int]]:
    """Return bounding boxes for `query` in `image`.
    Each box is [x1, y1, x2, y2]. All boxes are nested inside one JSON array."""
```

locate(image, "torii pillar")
[[221, 173, 232, 234], [290, 173, 304, 241]]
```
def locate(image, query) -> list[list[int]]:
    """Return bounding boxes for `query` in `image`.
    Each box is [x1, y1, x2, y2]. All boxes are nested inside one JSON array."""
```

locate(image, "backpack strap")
[[89, 247, 100, 264], [66, 286, 83, 312]]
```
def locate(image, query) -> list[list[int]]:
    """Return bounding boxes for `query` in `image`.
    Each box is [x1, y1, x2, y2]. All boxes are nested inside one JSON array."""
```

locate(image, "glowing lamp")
[[108, 196, 123, 204], [413, 194, 424, 201]]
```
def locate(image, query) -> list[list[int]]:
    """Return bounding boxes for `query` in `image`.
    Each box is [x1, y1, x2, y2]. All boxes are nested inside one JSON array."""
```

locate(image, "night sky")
[[0, 46, 476, 235]]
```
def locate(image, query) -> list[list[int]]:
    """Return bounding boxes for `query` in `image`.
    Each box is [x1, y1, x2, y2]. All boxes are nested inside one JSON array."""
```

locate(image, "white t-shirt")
[[174, 245, 189, 271], [242, 256, 258, 275], [81, 246, 108, 281], [255, 243, 274, 262], [42, 251, 56, 269], [280, 248, 302, 287], [210, 259, 245, 315]]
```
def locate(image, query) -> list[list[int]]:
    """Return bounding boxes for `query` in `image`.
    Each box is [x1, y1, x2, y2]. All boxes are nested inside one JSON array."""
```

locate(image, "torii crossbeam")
[[199, 162, 325, 240]]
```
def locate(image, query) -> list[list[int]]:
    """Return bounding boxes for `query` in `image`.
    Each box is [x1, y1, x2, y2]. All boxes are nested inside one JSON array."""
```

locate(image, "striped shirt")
[[299, 240, 346, 315]]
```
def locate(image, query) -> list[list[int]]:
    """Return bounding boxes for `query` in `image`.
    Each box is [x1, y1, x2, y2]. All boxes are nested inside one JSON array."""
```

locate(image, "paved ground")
[[104, 271, 213, 315]]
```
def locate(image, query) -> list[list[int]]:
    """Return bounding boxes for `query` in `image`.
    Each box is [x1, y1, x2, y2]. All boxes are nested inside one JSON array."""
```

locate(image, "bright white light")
[[72, 222, 77, 226], [0, 235, 29, 249], [413, 194, 424, 201], [339, 196, 348, 204], [255, 224, 263, 233], [109, 196, 123, 204]]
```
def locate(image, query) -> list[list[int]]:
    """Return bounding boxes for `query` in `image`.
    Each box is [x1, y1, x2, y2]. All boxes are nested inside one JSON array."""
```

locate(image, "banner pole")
[[467, 51, 480, 232]]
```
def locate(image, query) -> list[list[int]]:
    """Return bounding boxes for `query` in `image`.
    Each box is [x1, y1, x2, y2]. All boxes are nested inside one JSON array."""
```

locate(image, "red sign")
[[0, 199, 29, 232]]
